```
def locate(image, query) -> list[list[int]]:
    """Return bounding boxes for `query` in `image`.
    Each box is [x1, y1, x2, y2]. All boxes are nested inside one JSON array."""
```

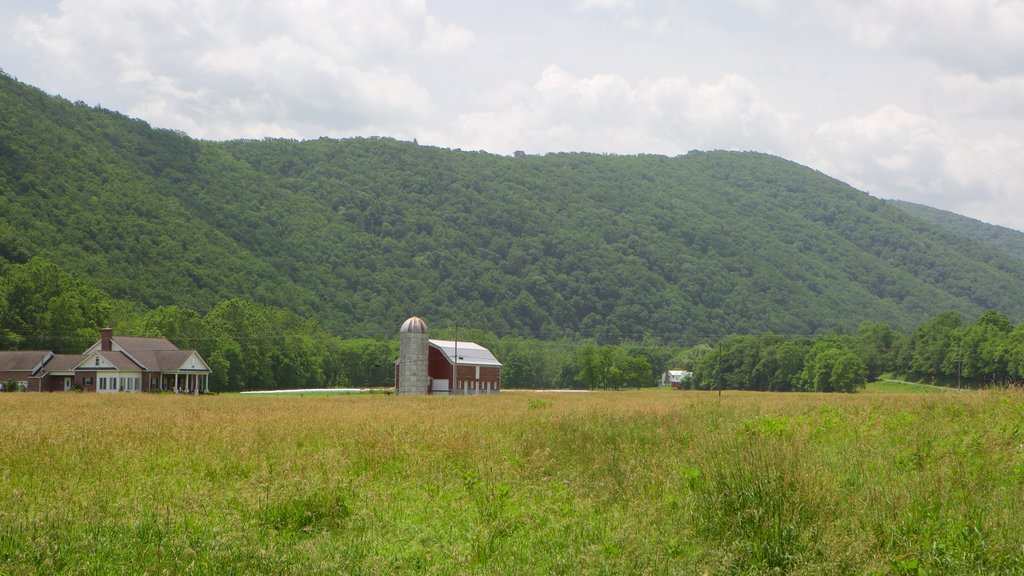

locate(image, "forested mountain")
[[3, 70, 1024, 345], [888, 199, 1024, 263]]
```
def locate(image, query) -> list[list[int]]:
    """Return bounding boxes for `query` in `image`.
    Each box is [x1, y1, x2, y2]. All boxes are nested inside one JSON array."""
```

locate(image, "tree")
[[908, 312, 963, 378], [854, 320, 898, 379], [801, 342, 867, 392]]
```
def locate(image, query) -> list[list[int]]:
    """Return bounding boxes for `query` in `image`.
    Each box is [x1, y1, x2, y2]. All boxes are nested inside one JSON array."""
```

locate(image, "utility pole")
[[453, 322, 459, 394], [717, 341, 722, 401]]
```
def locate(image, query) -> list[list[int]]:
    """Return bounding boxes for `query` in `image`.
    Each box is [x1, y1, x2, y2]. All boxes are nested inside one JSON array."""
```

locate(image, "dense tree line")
[[5, 71, 1024, 346], [0, 257, 676, 391], [679, 326, 889, 393], [5, 257, 1024, 393], [677, 312, 1024, 392], [905, 310, 1024, 387]]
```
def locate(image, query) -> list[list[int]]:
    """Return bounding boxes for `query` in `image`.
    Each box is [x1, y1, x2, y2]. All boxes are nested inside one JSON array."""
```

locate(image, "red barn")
[[426, 339, 501, 395]]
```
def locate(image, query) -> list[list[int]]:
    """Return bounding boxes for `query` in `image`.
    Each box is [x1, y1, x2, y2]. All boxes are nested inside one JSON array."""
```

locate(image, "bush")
[[1, 379, 24, 392]]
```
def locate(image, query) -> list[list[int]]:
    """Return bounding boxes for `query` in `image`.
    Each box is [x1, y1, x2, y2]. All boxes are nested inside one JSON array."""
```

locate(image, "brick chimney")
[[100, 327, 113, 351]]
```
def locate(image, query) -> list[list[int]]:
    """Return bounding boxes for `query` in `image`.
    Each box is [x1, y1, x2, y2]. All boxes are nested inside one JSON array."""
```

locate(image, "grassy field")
[[2, 388, 1023, 575]]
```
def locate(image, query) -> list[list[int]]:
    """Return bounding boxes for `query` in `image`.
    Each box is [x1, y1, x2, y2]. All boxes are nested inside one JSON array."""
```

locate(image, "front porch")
[[156, 372, 210, 394]]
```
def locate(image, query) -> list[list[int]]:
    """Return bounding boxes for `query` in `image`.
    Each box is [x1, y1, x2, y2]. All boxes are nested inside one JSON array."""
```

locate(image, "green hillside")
[[3, 70, 1024, 344], [888, 199, 1024, 262]]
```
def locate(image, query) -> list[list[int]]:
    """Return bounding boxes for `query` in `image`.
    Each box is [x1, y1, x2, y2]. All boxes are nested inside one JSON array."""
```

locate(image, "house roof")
[[428, 339, 502, 367], [43, 354, 89, 372], [83, 351, 145, 371], [85, 336, 209, 373], [0, 351, 52, 373], [153, 350, 197, 371], [112, 336, 178, 352]]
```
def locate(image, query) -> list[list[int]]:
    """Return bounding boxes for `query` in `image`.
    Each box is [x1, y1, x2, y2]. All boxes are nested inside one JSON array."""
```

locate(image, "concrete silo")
[[396, 316, 429, 395]]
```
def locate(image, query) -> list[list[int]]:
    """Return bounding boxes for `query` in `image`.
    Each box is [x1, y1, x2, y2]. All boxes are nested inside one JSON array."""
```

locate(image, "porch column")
[[174, 373, 179, 393]]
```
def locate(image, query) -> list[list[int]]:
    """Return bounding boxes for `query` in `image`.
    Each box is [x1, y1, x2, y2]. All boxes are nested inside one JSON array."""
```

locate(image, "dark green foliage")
[[909, 312, 963, 378], [800, 341, 867, 392], [889, 199, 1024, 263], [687, 333, 872, 392], [4, 71, 1024, 344], [0, 257, 118, 352]]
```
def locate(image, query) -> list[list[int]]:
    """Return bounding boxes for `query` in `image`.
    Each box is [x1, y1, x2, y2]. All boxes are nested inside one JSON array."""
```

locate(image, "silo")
[[398, 316, 429, 395]]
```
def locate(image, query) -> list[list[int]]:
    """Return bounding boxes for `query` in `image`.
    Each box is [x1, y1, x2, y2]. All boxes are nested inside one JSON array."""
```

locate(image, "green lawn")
[[2, 389, 1023, 574]]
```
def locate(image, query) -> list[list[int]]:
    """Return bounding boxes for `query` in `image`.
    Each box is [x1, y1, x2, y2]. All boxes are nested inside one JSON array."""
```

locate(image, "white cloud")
[[746, 0, 1024, 77], [432, 66, 794, 155], [803, 105, 1024, 230], [574, 0, 635, 11], [12, 0, 471, 139], [935, 73, 1024, 120]]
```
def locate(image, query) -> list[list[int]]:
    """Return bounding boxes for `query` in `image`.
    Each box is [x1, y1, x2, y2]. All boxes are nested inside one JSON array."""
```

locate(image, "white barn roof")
[[428, 339, 502, 367]]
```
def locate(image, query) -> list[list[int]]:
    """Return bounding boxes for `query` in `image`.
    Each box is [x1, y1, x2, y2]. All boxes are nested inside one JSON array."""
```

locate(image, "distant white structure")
[[661, 370, 693, 388], [396, 316, 430, 395]]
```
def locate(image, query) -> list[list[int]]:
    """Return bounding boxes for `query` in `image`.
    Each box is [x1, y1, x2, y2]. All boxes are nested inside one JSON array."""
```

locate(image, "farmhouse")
[[0, 328, 211, 393], [394, 316, 502, 395]]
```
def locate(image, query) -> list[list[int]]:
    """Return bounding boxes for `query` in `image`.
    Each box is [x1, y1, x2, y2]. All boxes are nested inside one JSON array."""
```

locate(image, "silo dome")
[[400, 316, 428, 334]]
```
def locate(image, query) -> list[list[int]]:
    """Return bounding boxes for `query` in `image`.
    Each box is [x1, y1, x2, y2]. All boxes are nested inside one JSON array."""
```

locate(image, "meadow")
[[1, 387, 1023, 575]]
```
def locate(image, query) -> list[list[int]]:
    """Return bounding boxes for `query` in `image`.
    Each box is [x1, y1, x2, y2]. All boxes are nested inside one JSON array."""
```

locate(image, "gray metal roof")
[[428, 339, 502, 367]]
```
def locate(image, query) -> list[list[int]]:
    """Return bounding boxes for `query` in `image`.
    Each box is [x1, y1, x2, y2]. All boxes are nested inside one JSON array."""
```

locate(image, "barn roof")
[[428, 340, 502, 367]]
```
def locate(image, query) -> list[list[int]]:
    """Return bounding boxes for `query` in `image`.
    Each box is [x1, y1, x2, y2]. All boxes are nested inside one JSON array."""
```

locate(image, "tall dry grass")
[[1, 388, 1022, 574]]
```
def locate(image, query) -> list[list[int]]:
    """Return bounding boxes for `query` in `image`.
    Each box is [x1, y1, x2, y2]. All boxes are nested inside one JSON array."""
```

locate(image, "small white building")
[[661, 370, 692, 388]]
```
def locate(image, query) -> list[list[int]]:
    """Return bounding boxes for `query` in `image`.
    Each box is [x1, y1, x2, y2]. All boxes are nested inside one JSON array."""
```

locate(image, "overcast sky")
[[2, 0, 1022, 231]]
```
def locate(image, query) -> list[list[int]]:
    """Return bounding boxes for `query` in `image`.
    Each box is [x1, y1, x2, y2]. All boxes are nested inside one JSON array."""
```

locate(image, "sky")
[[2, 0, 1023, 231]]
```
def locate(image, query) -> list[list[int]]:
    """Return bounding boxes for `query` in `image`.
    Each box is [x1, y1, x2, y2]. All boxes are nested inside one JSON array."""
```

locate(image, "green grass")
[[2, 390, 1023, 574], [865, 380, 956, 394]]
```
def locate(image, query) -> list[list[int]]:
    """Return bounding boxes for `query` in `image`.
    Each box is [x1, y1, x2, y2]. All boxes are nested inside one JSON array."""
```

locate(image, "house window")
[[95, 357, 100, 366], [99, 377, 106, 390]]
